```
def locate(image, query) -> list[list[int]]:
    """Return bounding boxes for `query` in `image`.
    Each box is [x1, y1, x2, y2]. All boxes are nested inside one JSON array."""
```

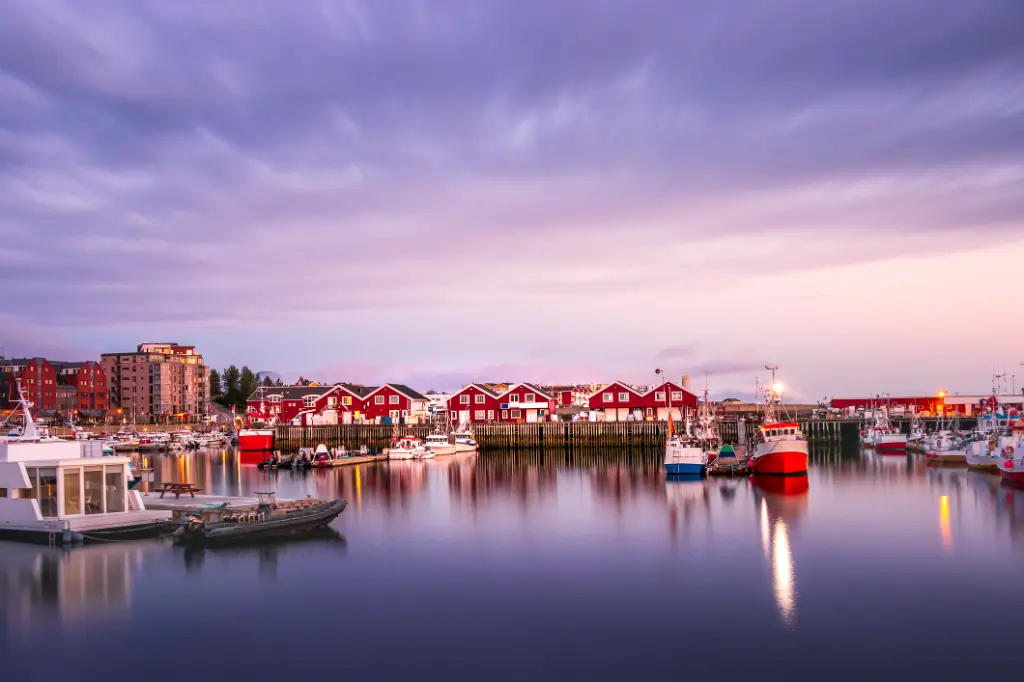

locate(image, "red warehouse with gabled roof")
[[588, 381, 698, 421], [448, 383, 556, 423], [359, 384, 429, 422]]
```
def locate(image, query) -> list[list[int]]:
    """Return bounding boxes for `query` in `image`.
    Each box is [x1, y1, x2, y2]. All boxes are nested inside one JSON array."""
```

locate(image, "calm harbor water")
[[3, 445, 1024, 681]]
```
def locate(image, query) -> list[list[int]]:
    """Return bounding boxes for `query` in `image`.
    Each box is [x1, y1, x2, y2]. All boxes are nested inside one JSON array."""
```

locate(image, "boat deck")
[[144, 494, 325, 521]]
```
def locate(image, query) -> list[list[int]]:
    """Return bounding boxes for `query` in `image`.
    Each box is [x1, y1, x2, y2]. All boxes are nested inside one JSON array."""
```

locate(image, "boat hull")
[[174, 500, 347, 547], [998, 459, 1024, 483], [926, 451, 967, 464], [876, 437, 908, 454], [238, 429, 275, 464], [665, 462, 706, 476], [751, 438, 809, 476]]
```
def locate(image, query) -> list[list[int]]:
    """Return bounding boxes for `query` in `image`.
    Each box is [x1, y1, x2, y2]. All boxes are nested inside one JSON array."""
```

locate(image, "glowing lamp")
[[773, 382, 784, 394]]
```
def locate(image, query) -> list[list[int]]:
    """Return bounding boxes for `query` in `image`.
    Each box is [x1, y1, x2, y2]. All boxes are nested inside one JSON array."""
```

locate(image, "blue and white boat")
[[664, 420, 709, 476]]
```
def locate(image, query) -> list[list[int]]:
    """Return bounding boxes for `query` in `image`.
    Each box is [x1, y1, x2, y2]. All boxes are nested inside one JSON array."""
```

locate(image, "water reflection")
[[753, 476, 808, 627], [182, 528, 347, 578], [0, 541, 148, 630], [665, 477, 710, 536]]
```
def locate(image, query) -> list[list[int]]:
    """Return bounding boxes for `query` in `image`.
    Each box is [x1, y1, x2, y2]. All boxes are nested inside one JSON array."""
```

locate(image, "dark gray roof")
[[387, 384, 427, 400], [338, 383, 376, 398], [247, 385, 331, 401]]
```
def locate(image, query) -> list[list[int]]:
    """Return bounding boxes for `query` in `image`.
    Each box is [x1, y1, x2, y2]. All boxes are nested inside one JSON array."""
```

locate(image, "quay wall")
[[274, 417, 973, 452]]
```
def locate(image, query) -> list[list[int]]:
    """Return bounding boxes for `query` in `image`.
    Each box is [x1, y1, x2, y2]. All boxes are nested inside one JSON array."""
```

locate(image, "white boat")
[[925, 431, 967, 464], [422, 432, 456, 456], [966, 437, 1000, 470], [387, 436, 424, 460], [861, 407, 907, 452], [665, 433, 708, 475], [452, 426, 479, 452], [0, 380, 173, 545]]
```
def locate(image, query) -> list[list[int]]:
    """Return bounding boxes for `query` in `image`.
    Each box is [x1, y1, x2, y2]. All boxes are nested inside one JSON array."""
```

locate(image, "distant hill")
[[256, 370, 282, 382]]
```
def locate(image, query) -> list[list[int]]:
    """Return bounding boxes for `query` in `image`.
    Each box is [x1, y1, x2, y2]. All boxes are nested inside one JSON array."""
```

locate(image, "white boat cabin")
[[0, 384, 170, 541]]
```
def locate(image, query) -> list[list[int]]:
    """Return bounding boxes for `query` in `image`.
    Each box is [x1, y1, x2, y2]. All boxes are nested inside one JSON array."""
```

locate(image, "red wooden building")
[[830, 396, 943, 415], [3, 358, 57, 412], [359, 384, 429, 422], [72, 361, 108, 414], [246, 383, 428, 425], [448, 383, 556, 423], [588, 381, 699, 421]]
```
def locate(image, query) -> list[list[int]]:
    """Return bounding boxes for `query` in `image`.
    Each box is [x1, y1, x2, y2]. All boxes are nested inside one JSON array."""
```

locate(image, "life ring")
[[1005, 460, 1014, 469], [1003, 445, 1015, 457]]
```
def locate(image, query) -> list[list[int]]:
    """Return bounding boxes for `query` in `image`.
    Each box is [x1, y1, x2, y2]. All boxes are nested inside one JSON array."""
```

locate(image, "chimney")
[[681, 375, 691, 391]]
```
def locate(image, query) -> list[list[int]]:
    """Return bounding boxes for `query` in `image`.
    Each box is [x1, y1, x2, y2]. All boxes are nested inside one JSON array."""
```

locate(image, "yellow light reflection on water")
[[772, 519, 795, 626], [940, 495, 952, 549], [760, 498, 770, 555], [355, 466, 362, 509]]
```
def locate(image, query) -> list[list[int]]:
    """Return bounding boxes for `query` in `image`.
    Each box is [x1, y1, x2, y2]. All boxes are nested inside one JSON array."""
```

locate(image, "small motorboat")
[[173, 494, 347, 547]]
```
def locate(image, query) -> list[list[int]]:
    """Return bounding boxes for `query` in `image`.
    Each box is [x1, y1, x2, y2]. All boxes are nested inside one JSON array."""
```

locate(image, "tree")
[[239, 366, 257, 410], [274, 377, 284, 387], [262, 375, 273, 387], [209, 368, 223, 398], [222, 365, 241, 407]]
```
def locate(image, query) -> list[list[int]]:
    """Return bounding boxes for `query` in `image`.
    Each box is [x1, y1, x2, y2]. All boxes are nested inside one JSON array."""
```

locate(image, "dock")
[[144, 494, 325, 521]]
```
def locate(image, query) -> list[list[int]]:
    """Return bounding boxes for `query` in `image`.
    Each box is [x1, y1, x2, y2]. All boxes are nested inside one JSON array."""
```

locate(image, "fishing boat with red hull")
[[997, 425, 1024, 484], [749, 366, 809, 477]]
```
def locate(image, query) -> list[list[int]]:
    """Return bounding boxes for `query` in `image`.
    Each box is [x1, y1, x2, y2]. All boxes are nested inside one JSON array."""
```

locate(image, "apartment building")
[[100, 343, 210, 424]]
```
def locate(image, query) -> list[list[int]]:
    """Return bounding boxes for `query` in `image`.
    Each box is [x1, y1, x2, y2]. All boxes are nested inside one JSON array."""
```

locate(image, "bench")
[[158, 482, 203, 499]]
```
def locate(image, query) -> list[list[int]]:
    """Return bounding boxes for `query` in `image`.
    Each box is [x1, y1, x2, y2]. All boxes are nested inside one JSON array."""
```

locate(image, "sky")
[[1, 1, 1023, 400]]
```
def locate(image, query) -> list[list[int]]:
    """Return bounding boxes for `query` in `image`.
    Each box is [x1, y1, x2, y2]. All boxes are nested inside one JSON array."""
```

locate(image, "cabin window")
[[603, 393, 614, 403], [509, 394, 520, 404], [461, 395, 470, 404], [618, 392, 629, 402], [0, 488, 5, 498], [375, 396, 385, 405], [511, 409, 522, 419], [84, 466, 105, 514], [106, 466, 125, 513], [475, 410, 486, 420], [389, 395, 400, 405], [671, 391, 683, 401], [64, 468, 81, 515], [475, 394, 485, 404], [487, 410, 494, 420], [655, 392, 666, 402], [525, 393, 535, 402], [502, 410, 508, 419]]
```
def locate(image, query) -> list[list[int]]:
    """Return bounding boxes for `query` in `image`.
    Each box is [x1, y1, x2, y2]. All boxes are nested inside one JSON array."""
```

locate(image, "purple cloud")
[[0, 1, 1022, 395]]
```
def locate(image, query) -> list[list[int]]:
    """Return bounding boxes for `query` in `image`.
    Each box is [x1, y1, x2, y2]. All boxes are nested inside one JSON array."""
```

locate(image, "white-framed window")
[[603, 393, 614, 403], [269, 394, 282, 403], [646, 407, 653, 416], [525, 393, 535, 402], [342, 396, 352, 406], [502, 410, 508, 419], [618, 392, 629, 401], [671, 391, 683, 401], [303, 395, 316, 408], [401, 410, 409, 418], [375, 395, 385, 405], [389, 395, 400, 405], [327, 397, 337, 407], [511, 409, 521, 419], [487, 410, 494, 420], [655, 392, 666, 402], [509, 394, 520, 404], [475, 394, 485, 404], [474, 410, 485, 420], [460, 395, 470, 404]]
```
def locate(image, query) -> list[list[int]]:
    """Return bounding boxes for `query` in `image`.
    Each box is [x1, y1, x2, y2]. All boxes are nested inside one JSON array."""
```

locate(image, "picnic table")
[[158, 482, 203, 498]]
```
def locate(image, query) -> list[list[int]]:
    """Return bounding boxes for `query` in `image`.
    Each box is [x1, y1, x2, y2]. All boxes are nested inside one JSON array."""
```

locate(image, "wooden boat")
[[172, 495, 347, 547]]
